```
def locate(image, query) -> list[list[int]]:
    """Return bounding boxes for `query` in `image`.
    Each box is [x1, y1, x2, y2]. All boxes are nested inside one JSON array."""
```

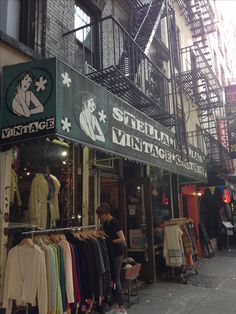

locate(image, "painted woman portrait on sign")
[[12, 71, 44, 117], [79, 93, 105, 142]]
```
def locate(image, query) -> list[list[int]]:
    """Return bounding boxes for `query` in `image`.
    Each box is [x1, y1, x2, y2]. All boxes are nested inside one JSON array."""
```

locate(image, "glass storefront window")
[[8, 137, 82, 230], [150, 168, 171, 245]]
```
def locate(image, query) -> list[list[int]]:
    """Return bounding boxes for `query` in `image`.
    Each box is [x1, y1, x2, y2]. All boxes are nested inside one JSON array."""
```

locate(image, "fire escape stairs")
[[175, 0, 229, 174], [82, 15, 175, 128], [128, 0, 165, 52]]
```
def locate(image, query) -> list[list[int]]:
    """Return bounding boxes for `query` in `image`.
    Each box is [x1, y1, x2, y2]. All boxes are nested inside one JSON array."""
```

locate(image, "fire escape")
[[64, 0, 175, 129], [175, 0, 231, 176], [127, 0, 165, 52]]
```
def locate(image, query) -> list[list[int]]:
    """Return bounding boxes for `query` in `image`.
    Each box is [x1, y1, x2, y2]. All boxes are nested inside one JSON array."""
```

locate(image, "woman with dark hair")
[[96, 203, 127, 314], [12, 71, 44, 117]]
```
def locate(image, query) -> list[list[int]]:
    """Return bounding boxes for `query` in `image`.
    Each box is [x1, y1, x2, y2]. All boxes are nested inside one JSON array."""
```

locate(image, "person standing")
[[96, 203, 127, 314]]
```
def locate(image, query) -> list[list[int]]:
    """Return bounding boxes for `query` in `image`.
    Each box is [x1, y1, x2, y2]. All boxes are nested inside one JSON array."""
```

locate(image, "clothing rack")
[[163, 218, 198, 284], [5, 224, 111, 314], [21, 224, 101, 236], [163, 217, 193, 226]]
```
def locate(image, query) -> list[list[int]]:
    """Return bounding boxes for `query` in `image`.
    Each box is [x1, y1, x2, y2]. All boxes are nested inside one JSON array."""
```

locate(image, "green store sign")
[[0, 58, 207, 181]]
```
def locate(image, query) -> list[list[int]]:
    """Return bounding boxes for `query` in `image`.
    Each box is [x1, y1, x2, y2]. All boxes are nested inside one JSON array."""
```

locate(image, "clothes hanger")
[[74, 230, 83, 239], [19, 237, 34, 247], [49, 233, 60, 243]]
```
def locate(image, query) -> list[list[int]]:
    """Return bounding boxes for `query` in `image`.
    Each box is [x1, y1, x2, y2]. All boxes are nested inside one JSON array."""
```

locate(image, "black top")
[[103, 218, 124, 257]]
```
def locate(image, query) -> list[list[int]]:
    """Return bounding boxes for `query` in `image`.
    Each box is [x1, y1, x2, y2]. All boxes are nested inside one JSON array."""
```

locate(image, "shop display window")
[[151, 168, 171, 246], [127, 183, 147, 249], [8, 137, 82, 230]]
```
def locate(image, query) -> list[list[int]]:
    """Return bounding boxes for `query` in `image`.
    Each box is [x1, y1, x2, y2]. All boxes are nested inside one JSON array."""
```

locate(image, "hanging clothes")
[[3, 229, 112, 314], [163, 225, 186, 267], [3, 243, 48, 314], [9, 168, 23, 222], [28, 173, 60, 229], [181, 224, 193, 256]]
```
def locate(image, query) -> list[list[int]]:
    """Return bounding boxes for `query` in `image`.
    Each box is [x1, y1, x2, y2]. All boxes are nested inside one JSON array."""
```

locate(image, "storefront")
[[197, 184, 236, 252], [0, 58, 207, 299]]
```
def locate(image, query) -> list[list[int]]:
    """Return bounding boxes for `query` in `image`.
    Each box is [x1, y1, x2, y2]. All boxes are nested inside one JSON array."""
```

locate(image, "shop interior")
[[7, 136, 200, 284]]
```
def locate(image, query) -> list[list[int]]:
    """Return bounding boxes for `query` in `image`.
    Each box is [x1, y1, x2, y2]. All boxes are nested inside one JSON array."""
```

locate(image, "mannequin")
[[9, 168, 23, 222], [28, 172, 60, 229], [10, 168, 22, 207]]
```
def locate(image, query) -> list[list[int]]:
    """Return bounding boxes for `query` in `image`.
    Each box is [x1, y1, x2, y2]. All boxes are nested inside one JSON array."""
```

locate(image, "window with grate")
[[170, 18, 180, 71], [196, 124, 204, 152]]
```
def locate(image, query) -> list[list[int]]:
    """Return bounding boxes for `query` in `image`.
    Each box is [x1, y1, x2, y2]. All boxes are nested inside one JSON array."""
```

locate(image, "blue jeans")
[[113, 255, 125, 306]]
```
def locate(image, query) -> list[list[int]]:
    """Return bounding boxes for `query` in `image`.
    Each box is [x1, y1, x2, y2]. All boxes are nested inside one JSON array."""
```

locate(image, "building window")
[[196, 124, 204, 152], [177, 106, 186, 146], [0, 0, 37, 49], [74, 2, 99, 70], [75, 6, 91, 47], [0, 0, 21, 40], [170, 18, 180, 71]]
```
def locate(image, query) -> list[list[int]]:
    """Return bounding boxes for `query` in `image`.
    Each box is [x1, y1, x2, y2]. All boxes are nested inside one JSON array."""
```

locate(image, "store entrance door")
[[100, 175, 120, 218], [125, 177, 156, 282]]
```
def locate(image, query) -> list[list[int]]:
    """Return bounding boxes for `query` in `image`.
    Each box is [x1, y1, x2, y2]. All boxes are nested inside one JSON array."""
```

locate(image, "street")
[[127, 251, 236, 314]]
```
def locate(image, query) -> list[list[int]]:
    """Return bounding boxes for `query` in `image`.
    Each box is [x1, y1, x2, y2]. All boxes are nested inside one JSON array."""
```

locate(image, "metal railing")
[[178, 44, 223, 110], [63, 15, 173, 123]]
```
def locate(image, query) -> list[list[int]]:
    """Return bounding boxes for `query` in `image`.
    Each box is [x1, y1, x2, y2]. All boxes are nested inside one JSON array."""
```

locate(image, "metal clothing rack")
[[18, 224, 102, 314], [163, 218, 198, 284], [163, 217, 193, 226], [21, 224, 101, 236]]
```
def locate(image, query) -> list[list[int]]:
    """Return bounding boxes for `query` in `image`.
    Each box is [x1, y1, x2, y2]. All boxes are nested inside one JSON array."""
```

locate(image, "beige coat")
[[28, 173, 60, 229]]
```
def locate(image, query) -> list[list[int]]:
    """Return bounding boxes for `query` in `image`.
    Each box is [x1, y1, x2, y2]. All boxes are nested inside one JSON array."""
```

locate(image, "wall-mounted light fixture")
[[196, 188, 202, 197]]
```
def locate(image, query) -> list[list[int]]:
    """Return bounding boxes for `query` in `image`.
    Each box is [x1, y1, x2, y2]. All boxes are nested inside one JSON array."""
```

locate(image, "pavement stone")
[[125, 251, 236, 314]]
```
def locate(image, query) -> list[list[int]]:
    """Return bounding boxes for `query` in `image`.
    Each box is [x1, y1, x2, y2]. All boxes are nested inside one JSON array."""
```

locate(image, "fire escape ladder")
[[204, 130, 231, 176], [167, 5, 189, 159], [176, 44, 223, 131], [176, 0, 216, 65], [126, 0, 144, 10], [63, 16, 175, 127], [173, 0, 230, 175], [128, 0, 165, 52]]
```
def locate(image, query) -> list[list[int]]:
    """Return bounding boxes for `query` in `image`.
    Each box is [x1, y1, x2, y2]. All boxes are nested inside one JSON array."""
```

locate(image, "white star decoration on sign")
[[35, 76, 47, 92], [61, 72, 72, 87], [98, 110, 107, 123], [61, 117, 71, 132]]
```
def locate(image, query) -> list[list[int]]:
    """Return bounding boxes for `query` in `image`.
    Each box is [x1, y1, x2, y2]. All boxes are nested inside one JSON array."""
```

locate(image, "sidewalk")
[[127, 251, 236, 314]]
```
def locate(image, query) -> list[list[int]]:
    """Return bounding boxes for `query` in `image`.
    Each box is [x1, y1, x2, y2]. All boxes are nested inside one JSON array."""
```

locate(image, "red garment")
[[219, 206, 226, 222], [69, 244, 81, 305]]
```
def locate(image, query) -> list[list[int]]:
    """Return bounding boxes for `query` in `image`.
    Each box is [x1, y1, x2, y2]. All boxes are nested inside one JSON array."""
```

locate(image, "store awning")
[[0, 57, 207, 182]]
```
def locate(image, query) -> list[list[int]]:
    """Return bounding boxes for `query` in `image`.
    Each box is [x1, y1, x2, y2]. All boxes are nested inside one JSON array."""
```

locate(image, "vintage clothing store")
[[0, 58, 207, 310]]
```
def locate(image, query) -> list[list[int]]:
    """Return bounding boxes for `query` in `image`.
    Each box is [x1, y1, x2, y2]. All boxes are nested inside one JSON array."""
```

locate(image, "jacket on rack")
[[3, 244, 48, 314]]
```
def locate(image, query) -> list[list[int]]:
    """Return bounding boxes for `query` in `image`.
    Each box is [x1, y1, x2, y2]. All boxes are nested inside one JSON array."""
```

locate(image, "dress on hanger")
[[28, 173, 60, 229]]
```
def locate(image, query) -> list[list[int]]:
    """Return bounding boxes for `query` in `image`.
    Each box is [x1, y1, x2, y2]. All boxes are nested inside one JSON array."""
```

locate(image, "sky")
[[214, 0, 236, 21]]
